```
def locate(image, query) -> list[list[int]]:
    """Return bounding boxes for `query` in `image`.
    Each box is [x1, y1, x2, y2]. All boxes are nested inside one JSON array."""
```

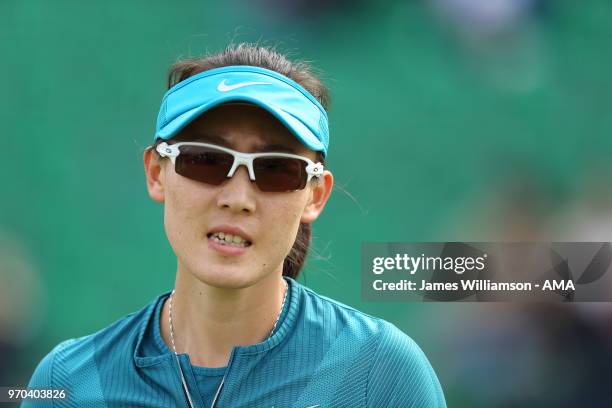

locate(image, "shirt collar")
[[133, 276, 301, 368]]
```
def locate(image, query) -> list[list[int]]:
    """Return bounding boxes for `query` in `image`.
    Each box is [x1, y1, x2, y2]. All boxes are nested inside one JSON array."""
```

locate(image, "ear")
[[143, 146, 166, 203], [300, 171, 334, 224]]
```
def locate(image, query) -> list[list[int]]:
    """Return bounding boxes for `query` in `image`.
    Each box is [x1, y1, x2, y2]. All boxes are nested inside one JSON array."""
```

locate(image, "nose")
[[216, 165, 257, 214]]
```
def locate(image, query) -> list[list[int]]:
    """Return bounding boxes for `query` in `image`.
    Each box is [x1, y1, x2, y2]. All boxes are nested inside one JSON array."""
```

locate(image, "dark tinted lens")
[[175, 145, 233, 185], [253, 157, 307, 192]]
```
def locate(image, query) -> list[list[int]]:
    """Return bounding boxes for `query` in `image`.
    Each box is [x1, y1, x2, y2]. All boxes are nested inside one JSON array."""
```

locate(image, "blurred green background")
[[2, 0, 612, 406]]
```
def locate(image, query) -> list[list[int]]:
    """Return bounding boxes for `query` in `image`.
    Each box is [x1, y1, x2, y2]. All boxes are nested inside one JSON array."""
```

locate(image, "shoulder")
[[296, 280, 382, 337], [294, 281, 446, 407], [367, 320, 446, 407], [25, 295, 158, 390]]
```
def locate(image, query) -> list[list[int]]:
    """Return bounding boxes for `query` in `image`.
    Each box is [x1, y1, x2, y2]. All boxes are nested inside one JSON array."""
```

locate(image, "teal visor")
[[155, 65, 329, 156]]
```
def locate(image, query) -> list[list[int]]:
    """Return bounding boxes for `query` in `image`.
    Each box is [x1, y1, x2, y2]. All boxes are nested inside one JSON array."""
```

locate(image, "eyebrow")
[[192, 133, 298, 154], [254, 143, 297, 154], [192, 133, 226, 145]]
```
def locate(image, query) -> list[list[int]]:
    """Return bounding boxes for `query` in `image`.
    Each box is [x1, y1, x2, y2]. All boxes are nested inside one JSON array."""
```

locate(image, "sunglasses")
[[155, 141, 324, 192]]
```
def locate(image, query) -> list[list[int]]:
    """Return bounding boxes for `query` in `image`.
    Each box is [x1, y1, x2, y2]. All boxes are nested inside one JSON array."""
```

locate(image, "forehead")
[[175, 103, 313, 156]]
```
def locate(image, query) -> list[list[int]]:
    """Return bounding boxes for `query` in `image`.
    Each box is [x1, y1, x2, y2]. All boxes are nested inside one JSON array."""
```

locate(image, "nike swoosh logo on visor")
[[217, 79, 271, 92]]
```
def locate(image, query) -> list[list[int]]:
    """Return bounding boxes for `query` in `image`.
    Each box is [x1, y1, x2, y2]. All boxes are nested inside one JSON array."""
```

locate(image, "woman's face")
[[144, 103, 333, 289]]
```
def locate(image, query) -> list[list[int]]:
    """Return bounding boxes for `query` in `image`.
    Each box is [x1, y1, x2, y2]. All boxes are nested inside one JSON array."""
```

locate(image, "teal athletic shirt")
[[142, 290, 237, 406], [23, 277, 446, 407]]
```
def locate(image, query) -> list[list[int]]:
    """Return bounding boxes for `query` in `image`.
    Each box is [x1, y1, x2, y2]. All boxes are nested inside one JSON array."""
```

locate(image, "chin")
[[190, 264, 262, 289]]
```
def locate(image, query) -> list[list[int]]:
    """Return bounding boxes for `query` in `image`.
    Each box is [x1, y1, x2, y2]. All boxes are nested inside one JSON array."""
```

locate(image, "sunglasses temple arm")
[[155, 142, 180, 164], [306, 162, 324, 181]]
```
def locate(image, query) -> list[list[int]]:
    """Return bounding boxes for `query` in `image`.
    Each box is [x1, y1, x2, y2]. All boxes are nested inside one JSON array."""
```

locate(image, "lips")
[[206, 225, 253, 256], [206, 225, 253, 247]]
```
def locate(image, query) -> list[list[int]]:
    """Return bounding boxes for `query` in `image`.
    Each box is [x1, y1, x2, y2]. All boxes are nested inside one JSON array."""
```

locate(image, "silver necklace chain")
[[168, 279, 289, 408]]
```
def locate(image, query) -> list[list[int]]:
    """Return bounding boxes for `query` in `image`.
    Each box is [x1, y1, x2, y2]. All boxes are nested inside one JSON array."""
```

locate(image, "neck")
[[160, 267, 288, 368]]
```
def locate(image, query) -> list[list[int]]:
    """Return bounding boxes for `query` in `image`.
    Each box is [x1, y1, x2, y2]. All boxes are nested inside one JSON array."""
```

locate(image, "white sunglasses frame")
[[155, 141, 324, 190]]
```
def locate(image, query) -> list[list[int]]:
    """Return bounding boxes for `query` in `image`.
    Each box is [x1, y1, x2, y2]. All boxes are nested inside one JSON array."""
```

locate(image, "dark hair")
[[159, 43, 330, 280]]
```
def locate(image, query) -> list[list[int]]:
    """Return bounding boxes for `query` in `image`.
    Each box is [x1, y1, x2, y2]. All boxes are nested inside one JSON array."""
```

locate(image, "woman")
[[24, 44, 446, 407]]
